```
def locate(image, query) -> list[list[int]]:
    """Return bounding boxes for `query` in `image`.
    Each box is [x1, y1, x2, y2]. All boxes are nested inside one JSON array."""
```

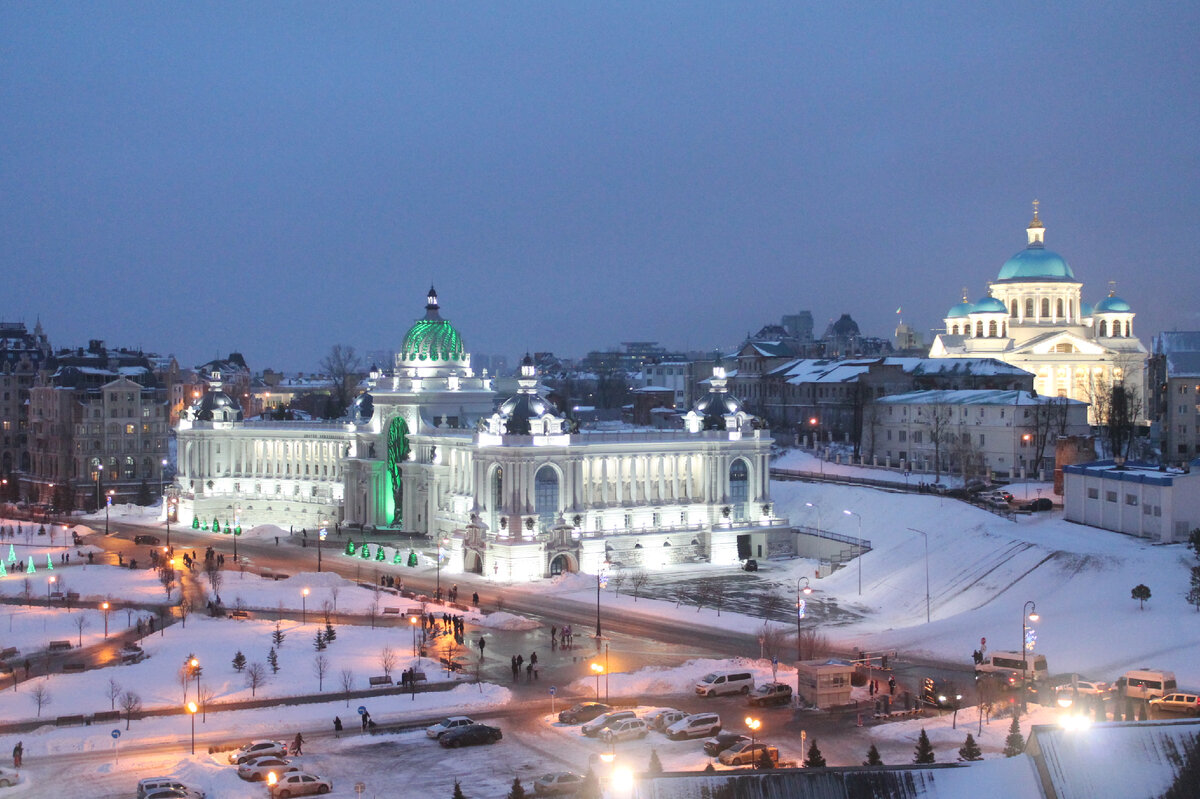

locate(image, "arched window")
[[988, 320, 997, 337], [535, 466, 559, 531], [729, 459, 749, 521], [1041, 298, 1050, 318], [1056, 298, 1064, 319], [123, 456, 135, 480], [1099, 320, 1108, 337], [1124, 320, 1131, 337], [1010, 300, 1018, 318], [975, 321, 984, 337], [1025, 298, 1034, 319], [142, 457, 153, 478], [108, 457, 118, 480], [492, 467, 503, 515], [951, 324, 959, 335]]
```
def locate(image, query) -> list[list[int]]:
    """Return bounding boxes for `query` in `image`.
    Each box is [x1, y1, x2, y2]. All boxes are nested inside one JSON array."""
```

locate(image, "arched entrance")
[[549, 553, 575, 576], [464, 550, 484, 575]]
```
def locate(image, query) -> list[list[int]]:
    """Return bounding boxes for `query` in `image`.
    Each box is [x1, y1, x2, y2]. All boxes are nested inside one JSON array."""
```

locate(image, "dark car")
[[742, 559, 758, 572], [438, 723, 502, 748], [921, 677, 963, 709], [702, 732, 749, 757], [1021, 498, 1053, 512], [748, 682, 793, 707], [134, 534, 160, 545], [557, 702, 612, 724]]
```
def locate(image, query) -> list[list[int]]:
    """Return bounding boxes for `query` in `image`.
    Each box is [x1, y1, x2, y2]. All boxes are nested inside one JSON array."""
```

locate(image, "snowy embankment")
[[0, 563, 169, 604]]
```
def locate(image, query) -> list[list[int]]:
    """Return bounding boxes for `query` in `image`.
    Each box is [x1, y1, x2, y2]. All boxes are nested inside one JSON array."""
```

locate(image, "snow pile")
[[565, 657, 794, 698], [469, 611, 541, 631]]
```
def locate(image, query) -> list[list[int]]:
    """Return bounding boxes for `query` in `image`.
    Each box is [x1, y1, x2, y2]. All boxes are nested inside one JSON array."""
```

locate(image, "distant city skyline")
[[3, 4, 1197, 372]]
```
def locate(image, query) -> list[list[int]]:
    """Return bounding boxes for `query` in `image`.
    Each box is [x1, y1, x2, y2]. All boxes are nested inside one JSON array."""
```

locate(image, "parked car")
[[718, 741, 779, 767], [582, 710, 636, 737], [138, 778, 205, 799], [602, 718, 648, 743], [269, 772, 333, 798], [1149, 693, 1200, 716], [921, 677, 963, 709], [558, 702, 612, 724], [1117, 669, 1178, 700], [237, 756, 299, 782], [742, 559, 758, 572], [748, 682, 793, 707], [666, 713, 722, 741], [695, 670, 754, 697], [1051, 676, 1111, 696], [703, 732, 749, 757], [644, 707, 688, 732], [1021, 498, 1053, 512], [134, 534, 161, 545], [228, 740, 288, 764], [145, 789, 205, 799], [426, 716, 475, 739], [0, 768, 19, 788], [533, 771, 585, 796], [439, 723, 503, 747]]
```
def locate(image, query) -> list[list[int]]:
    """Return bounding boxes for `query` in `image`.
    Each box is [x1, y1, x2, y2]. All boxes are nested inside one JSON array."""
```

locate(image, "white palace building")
[[174, 289, 786, 581]]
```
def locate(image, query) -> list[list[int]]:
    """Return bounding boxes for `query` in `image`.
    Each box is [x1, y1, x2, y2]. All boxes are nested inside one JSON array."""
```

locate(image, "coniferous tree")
[[958, 733, 982, 761], [863, 744, 883, 766], [1003, 715, 1025, 757], [703, 762, 716, 773], [324, 620, 337, 642], [505, 777, 527, 799], [451, 780, 466, 799], [758, 747, 775, 770], [913, 728, 936, 764], [272, 622, 286, 647], [647, 749, 663, 774], [314, 630, 327, 651], [267, 647, 279, 674], [803, 739, 826, 768], [232, 651, 247, 672]]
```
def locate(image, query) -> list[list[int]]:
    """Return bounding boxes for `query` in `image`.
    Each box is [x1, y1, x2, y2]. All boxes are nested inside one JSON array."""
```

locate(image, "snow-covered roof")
[[875, 389, 1086, 407], [635, 385, 674, 392], [887, 357, 1031, 377], [770, 356, 1032, 387], [1025, 719, 1200, 799], [1155, 331, 1200, 377], [1062, 458, 1200, 486]]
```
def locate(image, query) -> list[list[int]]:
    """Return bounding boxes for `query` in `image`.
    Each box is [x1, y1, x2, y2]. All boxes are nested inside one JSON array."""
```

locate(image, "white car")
[[643, 708, 686, 731], [1073, 680, 1111, 695], [426, 716, 475, 739], [138, 778, 204, 799], [145, 790, 205, 799], [228, 739, 288, 764], [269, 771, 333, 798], [237, 756, 300, 782], [601, 718, 648, 743], [0, 768, 19, 788], [581, 710, 635, 737]]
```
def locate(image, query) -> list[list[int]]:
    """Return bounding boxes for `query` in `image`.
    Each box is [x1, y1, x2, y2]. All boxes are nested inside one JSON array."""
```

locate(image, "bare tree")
[[629, 569, 650, 601], [158, 564, 177, 601], [921, 404, 954, 480], [340, 668, 355, 706], [694, 578, 716, 612], [313, 654, 330, 691], [608, 572, 627, 597], [711, 579, 728, 616], [120, 690, 142, 729], [796, 628, 830, 661], [204, 560, 223, 604], [320, 344, 364, 418], [329, 585, 340, 614], [30, 683, 51, 717], [73, 614, 90, 646], [1027, 395, 1071, 473], [321, 599, 334, 626], [379, 645, 397, 679], [759, 623, 789, 678], [367, 601, 379, 630], [178, 599, 192, 628], [245, 662, 267, 697], [757, 591, 786, 622], [179, 663, 192, 703], [106, 677, 123, 710], [21, 578, 32, 608]]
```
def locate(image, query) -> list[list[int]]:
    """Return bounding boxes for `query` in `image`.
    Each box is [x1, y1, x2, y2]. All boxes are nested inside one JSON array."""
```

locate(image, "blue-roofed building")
[[930, 203, 1147, 423], [1063, 459, 1200, 542]]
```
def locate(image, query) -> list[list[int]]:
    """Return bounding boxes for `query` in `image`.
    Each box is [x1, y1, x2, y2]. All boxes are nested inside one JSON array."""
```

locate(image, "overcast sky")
[[2, 3, 1197, 373]]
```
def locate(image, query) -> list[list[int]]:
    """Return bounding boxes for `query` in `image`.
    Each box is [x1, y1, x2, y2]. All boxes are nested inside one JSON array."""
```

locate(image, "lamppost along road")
[[843, 509, 863, 596]]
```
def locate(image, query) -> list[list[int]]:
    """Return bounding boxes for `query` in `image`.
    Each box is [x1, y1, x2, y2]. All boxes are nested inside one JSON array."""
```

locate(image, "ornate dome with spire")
[[995, 201, 1075, 282], [483, 354, 564, 437], [686, 365, 748, 432], [189, 371, 243, 422], [399, 287, 467, 366]]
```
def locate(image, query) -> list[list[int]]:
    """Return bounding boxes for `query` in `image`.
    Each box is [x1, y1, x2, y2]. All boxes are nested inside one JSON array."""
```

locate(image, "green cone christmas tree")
[[914, 728, 936, 763], [804, 739, 826, 768], [863, 744, 883, 766], [959, 732, 982, 761], [375, 546, 386, 562], [345, 540, 356, 556], [1003, 714, 1025, 757]]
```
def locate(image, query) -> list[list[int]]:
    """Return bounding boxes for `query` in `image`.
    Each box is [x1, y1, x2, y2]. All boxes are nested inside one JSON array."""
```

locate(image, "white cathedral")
[[929, 204, 1147, 421], [174, 289, 785, 581]]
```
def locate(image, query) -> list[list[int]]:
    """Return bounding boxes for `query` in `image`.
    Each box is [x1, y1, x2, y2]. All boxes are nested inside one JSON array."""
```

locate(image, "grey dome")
[[193, 389, 242, 422], [496, 392, 556, 435], [693, 389, 744, 431], [351, 392, 374, 423]]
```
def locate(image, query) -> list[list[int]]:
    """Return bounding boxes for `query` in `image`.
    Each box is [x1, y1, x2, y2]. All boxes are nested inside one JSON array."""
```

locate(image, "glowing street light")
[[186, 701, 197, 754], [266, 772, 278, 787], [1021, 601, 1039, 712], [101, 601, 110, 638], [301, 588, 310, 624], [745, 716, 762, 767], [189, 657, 203, 721], [591, 662, 604, 699], [843, 509, 863, 596], [804, 501, 821, 533], [105, 490, 115, 535], [47, 575, 56, 601], [907, 528, 931, 624]]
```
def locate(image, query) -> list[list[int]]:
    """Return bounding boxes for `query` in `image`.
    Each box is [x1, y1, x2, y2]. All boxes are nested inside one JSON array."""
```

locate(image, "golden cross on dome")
[[1032, 199, 1040, 220], [1108, 279, 1117, 297]]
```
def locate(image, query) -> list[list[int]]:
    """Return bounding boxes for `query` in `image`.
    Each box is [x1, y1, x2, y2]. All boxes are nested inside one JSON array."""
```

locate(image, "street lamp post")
[[190, 657, 203, 721], [47, 575, 55, 601], [843, 509, 863, 596], [232, 505, 241, 561], [104, 490, 114, 535], [796, 577, 812, 700], [102, 601, 110, 638], [301, 588, 309, 624], [594, 570, 608, 640], [907, 528, 931, 624], [1021, 601, 1039, 712], [434, 538, 447, 601], [745, 717, 761, 768], [186, 701, 197, 754], [804, 502, 821, 533], [317, 524, 327, 572], [591, 662, 604, 699]]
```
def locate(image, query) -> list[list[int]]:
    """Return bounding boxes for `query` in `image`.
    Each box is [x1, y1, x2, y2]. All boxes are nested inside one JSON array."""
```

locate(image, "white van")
[[665, 713, 722, 740], [695, 670, 755, 697], [974, 651, 1049, 685], [1118, 669, 1177, 700]]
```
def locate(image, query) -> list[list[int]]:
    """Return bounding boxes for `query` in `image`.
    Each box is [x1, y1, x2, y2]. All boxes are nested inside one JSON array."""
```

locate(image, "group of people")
[[135, 615, 158, 635], [511, 652, 540, 681], [550, 625, 575, 648], [867, 676, 897, 696]]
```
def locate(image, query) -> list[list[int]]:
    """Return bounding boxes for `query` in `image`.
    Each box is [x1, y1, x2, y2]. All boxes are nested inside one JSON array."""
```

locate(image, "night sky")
[[2, 3, 1197, 372]]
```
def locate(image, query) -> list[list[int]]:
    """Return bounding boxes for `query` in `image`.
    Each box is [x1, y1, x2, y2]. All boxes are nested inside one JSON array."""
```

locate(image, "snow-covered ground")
[[0, 563, 173, 605], [0, 606, 134, 655]]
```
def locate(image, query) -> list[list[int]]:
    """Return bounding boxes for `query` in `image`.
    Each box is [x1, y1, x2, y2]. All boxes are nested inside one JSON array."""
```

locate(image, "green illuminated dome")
[[399, 287, 467, 364]]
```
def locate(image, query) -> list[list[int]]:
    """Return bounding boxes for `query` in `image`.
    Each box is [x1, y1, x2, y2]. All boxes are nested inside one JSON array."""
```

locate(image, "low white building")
[[1062, 459, 1200, 543], [861, 389, 1090, 479]]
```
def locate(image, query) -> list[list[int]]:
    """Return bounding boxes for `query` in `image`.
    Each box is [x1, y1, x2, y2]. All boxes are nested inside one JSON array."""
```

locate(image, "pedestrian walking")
[[530, 652, 538, 667], [292, 733, 304, 755], [333, 716, 343, 737], [526, 662, 533, 682], [12, 741, 22, 768], [22, 659, 30, 679], [361, 711, 370, 732], [472, 591, 479, 607], [888, 676, 896, 696], [511, 656, 519, 681], [478, 636, 486, 657]]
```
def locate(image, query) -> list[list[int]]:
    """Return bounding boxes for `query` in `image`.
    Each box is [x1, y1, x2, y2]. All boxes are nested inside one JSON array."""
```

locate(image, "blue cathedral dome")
[[971, 296, 1007, 314], [995, 246, 1075, 282], [946, 300, 973, 318], [1095, 295, 1132, 313]]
